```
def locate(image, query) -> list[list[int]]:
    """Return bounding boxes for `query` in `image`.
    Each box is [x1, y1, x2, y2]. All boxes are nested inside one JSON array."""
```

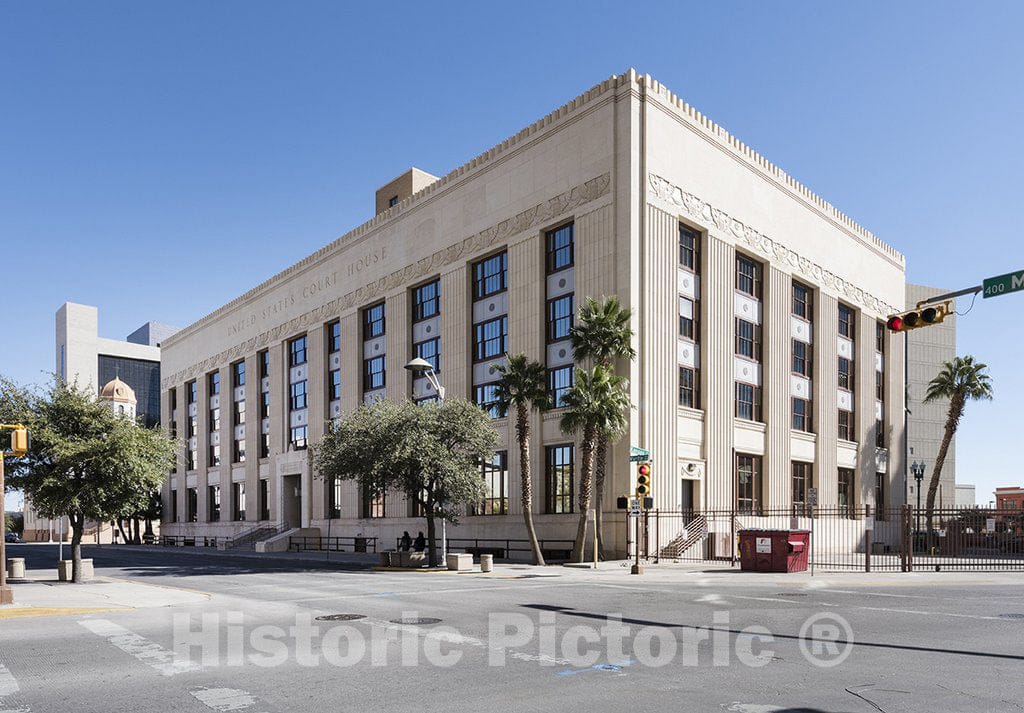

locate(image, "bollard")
[[7, 558, 25, 579], [480, 554, 493, 573]]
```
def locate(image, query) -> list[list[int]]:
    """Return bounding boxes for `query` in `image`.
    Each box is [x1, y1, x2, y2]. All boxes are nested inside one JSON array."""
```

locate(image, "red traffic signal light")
[[886, 303, 949, 333], [635, 462, 651, 497]]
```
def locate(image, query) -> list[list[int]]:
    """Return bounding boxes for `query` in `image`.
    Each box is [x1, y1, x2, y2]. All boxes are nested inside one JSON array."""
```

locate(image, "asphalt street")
[[2, 544, 1022, 712]]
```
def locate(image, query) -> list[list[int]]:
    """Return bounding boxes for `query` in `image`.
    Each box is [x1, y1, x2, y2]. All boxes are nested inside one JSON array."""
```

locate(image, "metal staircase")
[[659, 514, 708, 559], [222, 525, 283, 551]]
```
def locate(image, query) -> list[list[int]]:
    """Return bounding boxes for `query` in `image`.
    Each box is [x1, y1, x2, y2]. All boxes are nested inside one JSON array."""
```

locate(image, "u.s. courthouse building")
[[159, 70, 906, 557]]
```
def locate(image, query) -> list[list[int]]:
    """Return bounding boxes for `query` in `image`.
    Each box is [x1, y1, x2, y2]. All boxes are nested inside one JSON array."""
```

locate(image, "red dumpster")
[[738, 529, 811, 573]]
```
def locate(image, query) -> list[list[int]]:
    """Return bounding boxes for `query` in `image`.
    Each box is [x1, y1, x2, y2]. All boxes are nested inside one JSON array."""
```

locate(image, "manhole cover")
[[999, 613, 1024, 620], [315, 614, 366, 621], [390, 617, 442, 625]]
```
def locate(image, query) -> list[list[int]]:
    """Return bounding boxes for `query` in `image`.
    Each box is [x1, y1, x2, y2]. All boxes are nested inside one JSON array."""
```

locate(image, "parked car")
[[4, 532, 24, 543]]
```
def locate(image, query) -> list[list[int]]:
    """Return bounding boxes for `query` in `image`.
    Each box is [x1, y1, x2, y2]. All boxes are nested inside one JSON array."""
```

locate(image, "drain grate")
[[999, 613, 1024, 620], [315, 614, 366, 622], [390, 617, 442, 625], [778, 592, 808, 597]]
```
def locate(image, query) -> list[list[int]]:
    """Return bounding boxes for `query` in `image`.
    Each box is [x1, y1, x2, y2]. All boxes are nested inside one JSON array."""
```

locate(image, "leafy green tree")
[[4, 512, 23, 535], [313, 398, 497, 567], [560, 365, 631, 562], [569, 296, 635, 557], [923, 356, 993, 536], [3, 380, 174, 582], [494, 353, 550, 566]]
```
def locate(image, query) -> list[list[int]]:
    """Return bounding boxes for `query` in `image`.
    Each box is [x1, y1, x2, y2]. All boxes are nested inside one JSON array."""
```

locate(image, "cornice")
[[162, 172, 612, 388], [648, 173, 900, 316]]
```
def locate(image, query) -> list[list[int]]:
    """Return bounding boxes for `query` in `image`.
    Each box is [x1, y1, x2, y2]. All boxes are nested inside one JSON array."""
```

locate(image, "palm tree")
[[494, 353, 550, 566], [569, 296, 636, 557], [560, 365, 631, 563], [923, 355, 993, 536]]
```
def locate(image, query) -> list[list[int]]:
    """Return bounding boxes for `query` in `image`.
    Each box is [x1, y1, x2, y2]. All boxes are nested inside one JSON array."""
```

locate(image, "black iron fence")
[[392, 537, 576, 562], [290, 535, 379, 553], [645, 505, 1024, 572]]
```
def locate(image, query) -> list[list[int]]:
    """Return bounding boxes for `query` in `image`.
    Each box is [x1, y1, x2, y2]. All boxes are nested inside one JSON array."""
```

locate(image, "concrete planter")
[[446, 553, 473, 572], [57, 559, 94, 582], [6, 557, 25, 579], [479, 554, 493, 573], [399, 551, 427, 568]]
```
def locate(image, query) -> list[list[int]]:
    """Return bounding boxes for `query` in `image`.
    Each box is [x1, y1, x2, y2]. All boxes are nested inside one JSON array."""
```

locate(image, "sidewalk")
[[0, 571, 210, 619]]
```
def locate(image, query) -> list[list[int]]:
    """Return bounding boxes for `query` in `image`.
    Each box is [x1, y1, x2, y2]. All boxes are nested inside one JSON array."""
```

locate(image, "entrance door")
[[282, 474, 302, 528], [680, 479, 694, 513]]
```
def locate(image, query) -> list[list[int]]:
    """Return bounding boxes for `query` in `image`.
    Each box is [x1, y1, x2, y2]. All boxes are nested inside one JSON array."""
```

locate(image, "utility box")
[[738, 530, 810, 573]]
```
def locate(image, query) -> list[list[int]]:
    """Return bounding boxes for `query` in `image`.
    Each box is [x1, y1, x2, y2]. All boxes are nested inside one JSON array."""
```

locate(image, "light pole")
[[911, 461, 926, 536], [404, 357, 447, 565]]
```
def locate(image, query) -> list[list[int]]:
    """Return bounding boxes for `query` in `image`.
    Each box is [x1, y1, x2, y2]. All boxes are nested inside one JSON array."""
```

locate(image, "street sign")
[[629, 446, 650, 462], [983, 269, 1024, 299], [629, 499, 641, 516], [986, 518, 996, 533]]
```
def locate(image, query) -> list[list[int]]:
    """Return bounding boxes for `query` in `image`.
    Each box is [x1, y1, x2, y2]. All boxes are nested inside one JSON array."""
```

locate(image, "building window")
[[328, 320, 341, 353], [414, 337, 440, 371], [876, 370, 884, 401], [679, 296, 698, 340], [838, 409, 854, 441], [260, 432, 270, 460], [876, 321, 885, 353], [259, 350, 270, 379], [233, 361, 245, 388], [679, 224, 700, 271], [473, 316, 508, 362], [735, 382, 761, 422], [679, 366, 699, 408], [187, 380, 197, 404], [792, 398, 812, 432], [329, 369, 342, 401], [363, 303, 385, 340], [363, 356, 386, 391], [290, 425, 308, 450], [289, 381, 308, 410], [545, 445, 574, 514], [477, 452, 508, 515], [736, 255, 762, 298], [258, 479, 270, 521], [548, 366, 574, 409], [388, 195, 399, 208], [361, 489, 385, 519], [210, 406, 220, 431], [327, 476, 342, 519], [792, 462, 811, 513], [838, 304, 855, 339], [209, 371, 220, 396], [187, 488, 198, 522], [209, 442, 221, 467], [838, 357, 854, 391], [735, 319, 760, 360], [233, 438, 245, 464], [232, 482, 245, 521], [412, 279, 440, 322], [545, 223, 574, 274], [792, 281, 813, 319], [288, 336, 307, 367], [736, 454, 762, 514], [208, 485, 221, 522], [260, 391, 270, 419], [474, 382, 505, 419], [838, 468, 855, 513], [473, 251, 508, 300], [792, 340, 812, 377], [875, 472, 886, 513], [170, 490, 178, 522], [546, 295, 574, 343], [875, 419, 885, 449], [233, 400, 246, 426]]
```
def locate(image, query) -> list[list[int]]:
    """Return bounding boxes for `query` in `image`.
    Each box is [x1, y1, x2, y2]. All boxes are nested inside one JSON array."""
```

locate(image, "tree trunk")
[[116, 519, 129, 544], [594, 433, 608, 560], [70, 512, 84, 584], [572, 427, 596, 563], [425, 511, 438, 568], [925, 393, 964, 546], [132, 517, 142, 545], [517, 404, 545, 566]]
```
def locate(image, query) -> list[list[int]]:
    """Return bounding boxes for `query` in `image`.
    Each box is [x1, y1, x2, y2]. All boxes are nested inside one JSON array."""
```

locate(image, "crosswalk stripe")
[[190, 687, 269, 712], [0, 663, 18, 698], [77, 619, 200, 676]]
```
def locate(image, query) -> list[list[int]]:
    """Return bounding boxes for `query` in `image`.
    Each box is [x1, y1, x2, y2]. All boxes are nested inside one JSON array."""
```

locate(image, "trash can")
[[480, 554, 493, 573], [738, 529, 810, 573], [7, 558, 25, 579]]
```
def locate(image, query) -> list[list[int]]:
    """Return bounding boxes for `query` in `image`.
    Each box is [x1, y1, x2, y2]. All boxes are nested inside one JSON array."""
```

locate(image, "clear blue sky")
[[2, 1, 1022, 508]]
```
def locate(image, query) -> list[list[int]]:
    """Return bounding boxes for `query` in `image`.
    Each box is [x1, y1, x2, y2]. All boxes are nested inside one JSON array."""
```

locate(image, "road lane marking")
[[77, 619, 200, 676], [190, 687, 269, 712], [0, 664, 18, 697]]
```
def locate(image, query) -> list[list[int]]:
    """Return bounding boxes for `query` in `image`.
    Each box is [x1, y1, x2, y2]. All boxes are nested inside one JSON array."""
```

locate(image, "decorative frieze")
[[648, 173, 899, 317]]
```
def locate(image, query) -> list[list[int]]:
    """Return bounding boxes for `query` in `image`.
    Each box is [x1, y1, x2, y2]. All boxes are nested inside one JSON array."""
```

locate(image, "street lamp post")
[[404, 358, 447, 566], [911, 461, 926, 536]]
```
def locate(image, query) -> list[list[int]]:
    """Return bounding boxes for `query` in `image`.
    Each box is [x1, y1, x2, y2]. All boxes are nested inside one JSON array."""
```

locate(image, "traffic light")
[[616, 495, 629, 510], [886, 302, 950, 333], [635, 462, 651, 499], [11, 428, 29, 457]]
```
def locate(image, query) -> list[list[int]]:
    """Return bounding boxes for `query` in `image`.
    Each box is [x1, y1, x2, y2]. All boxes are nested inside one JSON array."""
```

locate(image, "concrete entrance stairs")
[[659, 514, 708, 559]]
